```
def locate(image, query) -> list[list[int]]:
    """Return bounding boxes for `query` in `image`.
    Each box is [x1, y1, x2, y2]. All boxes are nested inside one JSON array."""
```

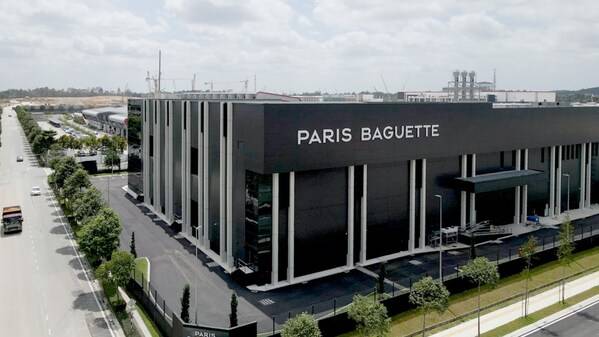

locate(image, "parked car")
[[30, 186, 42, 196], [16, 156, 23, 162]]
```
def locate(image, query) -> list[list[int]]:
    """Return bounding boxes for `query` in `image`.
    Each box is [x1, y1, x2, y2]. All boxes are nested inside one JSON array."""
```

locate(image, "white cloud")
[[0, 0, 598, 92]]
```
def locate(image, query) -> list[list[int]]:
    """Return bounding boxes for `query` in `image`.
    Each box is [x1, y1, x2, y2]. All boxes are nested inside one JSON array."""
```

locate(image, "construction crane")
[[380, 73, 389, 93], [204, 79, 250, 92]]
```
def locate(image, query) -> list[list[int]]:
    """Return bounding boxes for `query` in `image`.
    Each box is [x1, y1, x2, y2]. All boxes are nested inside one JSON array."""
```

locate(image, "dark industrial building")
[[127, 99, 599, 290]]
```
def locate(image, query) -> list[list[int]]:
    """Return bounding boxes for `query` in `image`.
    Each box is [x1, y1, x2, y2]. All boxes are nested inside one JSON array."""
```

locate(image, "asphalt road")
[[527, 300, 599, 337], [0, 107, 118, 337]]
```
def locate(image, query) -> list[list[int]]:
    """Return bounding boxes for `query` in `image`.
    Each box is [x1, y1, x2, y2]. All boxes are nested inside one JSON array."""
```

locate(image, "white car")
[[30, 186, 42, 196]]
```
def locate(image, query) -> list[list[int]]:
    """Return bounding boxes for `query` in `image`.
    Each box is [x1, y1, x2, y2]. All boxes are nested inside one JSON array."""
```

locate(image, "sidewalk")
[[431, 270, 599, 337]]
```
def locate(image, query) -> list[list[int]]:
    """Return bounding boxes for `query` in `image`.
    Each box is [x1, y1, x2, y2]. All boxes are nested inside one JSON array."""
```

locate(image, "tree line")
[[16, 106, 56, 163], [48, 155, 137, 306], [16, 106, 127, 170]]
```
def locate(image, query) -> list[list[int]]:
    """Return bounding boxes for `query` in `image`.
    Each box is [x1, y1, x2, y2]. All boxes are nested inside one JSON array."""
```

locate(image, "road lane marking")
[[47, 187, 117, 337]]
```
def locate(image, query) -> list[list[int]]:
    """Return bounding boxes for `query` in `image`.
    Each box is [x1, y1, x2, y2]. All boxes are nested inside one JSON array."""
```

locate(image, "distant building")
[[81, 106, 128, 137]]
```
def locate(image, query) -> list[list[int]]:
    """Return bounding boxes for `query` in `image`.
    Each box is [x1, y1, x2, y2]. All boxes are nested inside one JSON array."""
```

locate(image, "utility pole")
[[157, 49, 162, 96], [435, 194, 443, 280]]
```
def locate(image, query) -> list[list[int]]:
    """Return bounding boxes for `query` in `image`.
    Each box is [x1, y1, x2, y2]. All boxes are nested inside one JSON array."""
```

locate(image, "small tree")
[[78, 207, 122, 265], [72, 187, 106, 224], [229, 293, 238, 327], [130, 231, 137, 258], [54, 156, 80, 190], [63, 168, 91, 202], [180, 284, 191, 323], [104, 148, 121, 170], [281, 312, 321, 337], [519, 236, 537, 317], [348, 294, 391, 337], [557, 220, 575, 304], [111, 135, 128, 153], [377, 262, 387, 295], [409, 276, 450, 337], [460, 257, 499, 337], [96, 250, 135, 303]]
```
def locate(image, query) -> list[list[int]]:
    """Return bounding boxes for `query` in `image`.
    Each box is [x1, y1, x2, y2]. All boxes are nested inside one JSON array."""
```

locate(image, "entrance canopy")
[[453, 169, 544, 193]]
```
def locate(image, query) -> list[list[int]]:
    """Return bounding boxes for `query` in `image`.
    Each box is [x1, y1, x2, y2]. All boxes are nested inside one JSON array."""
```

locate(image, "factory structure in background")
[[292, 70, 557, 105], [400, 69, 557, 104]]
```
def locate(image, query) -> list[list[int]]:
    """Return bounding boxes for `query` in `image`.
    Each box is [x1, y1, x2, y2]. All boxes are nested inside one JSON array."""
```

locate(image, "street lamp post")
[[435, 194, 443, 280], [563, 173, 570, 213]]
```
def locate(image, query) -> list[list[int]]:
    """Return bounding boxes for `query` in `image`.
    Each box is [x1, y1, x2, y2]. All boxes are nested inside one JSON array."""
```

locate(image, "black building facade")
[[128, 100, 599, 289]]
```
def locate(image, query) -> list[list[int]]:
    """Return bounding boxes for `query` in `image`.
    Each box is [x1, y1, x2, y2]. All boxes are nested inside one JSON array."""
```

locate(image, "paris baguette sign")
[[297, 123, 440, 145]]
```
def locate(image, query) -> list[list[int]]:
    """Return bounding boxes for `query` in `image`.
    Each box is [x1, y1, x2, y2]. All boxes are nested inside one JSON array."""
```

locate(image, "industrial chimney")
[[453, 70, 460, 101], [468, 71, 476, 101], [461, 71, 468, 101]]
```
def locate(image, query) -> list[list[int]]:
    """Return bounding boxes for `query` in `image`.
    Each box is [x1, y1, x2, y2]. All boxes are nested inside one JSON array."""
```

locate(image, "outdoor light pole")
[[562, 173, 570, 213], [435, 194, 443, 280]]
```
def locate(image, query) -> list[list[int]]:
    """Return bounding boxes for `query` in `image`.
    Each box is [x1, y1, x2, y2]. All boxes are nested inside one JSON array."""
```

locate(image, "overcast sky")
[[1, 0, 598, 93]]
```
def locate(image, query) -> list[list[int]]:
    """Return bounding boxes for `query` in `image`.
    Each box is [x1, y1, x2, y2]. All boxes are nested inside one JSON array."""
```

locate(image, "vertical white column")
[[219, 103, 226, 261], [198, 102, 203, 245], [556, 146, 562, 215], [460, 154, 467, 230], [347, 166, 355, 267], [586, 143, 592, 208], [226, 103, 233, 268], [166, 101, 173, 222], [409, 160, 416, 252], [271, 173, 279, 285], [580, 144, 587, 209], [419, 159, 427, 249], [153, 101, 159, 211], [180, 102, 186, 235], [202, 103, 210, 247], [142, 100, 149, 204], [185, 102, 191, 239], [360, 165, 367, 264], [287, 171, 295, 282], [521, 149, 529, 224], [549, 146, 555, 216], [469, 154, 476, 226], [515, 150, 521, 224]]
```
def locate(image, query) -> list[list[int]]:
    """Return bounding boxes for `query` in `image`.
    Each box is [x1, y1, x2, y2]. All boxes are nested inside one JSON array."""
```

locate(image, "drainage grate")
[[259, 298, 275, 306], [408, 260, 422, 266]]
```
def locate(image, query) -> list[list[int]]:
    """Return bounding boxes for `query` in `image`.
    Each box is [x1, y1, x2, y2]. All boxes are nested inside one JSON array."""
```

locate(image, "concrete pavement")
[[431, 269, 599, 337], [0, 107, 124, 337]]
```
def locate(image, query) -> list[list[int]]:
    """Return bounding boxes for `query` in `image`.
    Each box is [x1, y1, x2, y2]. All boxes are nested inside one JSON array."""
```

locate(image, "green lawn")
[[135, 302, 163, 337], [134, 257, 150, 286], [339, 246, 599, 337]]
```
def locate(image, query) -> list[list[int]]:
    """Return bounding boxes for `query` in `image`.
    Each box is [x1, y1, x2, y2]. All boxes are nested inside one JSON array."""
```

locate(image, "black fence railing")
[[128, 270, 174, 337], [264, 222, 599, 337], [129, 222, 598, 337], [128, 268, 258, 337]]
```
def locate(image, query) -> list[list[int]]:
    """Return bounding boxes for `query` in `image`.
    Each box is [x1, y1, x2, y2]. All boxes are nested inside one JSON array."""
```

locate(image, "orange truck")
[[2, 206, 23, 234]]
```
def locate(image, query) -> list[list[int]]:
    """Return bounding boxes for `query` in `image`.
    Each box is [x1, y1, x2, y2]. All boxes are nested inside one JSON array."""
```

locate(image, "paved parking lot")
[[92, 175, 380, 333]]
